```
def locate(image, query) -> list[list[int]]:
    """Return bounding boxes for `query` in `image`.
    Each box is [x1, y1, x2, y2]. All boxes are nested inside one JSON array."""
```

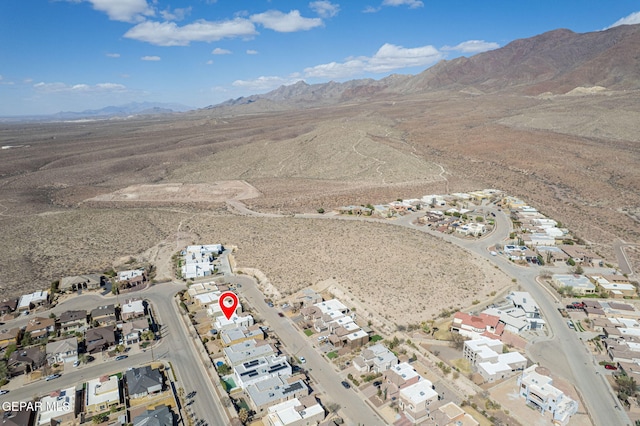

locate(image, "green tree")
[[317, 207, 325, 214], [217, 363, 231, 375], [92, 413, 108, 424], [4, 344, 16, 360], [20, 332, 33, 347]]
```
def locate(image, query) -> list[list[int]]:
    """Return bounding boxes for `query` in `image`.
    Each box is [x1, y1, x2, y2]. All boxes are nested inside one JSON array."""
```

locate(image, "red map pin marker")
[[219, 291, 239, 321]]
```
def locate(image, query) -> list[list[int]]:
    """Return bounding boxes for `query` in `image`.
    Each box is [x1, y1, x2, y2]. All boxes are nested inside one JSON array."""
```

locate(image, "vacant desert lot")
[[0, 89, 638, 316]]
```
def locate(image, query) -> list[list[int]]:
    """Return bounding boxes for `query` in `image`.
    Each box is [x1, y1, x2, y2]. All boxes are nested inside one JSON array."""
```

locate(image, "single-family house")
[[464, 337, 527, 382], [8, 346, 46, 376], [559, 245, 602, 266], [125, 365, 164, 399], [265, 396, 325, 426], [517, 365, 578, 426], [132, 405, 176, 426], [233, 355, 292, 389], [0, 298, 18, 316], [59, 310, 88, 334], [384, 362, 421, 390], [46, 337, 78, 365], [59, 274, 104, 292], [220, 325, 265, 347], [245, 375, 309, 415], [451, 312, 504, 339], [121, 299, 146, 321], [17, 291, 48, 312], [25, 317, 56, 341], [398, 379, 438, 424], [90, 304, 117, 326], [353, 343, 398, 373], [86, 374, 121, 414], [552, 274, 597, 296], [121, 318, 150, 346], [85, 325, 116, 354], [223, 339, 276, 367], [0, 327, 21, 350], [36, 387, 76, 426]]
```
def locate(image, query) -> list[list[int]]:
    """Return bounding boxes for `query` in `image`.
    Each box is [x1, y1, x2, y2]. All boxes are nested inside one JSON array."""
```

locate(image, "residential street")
[[228, 275, 386, 426], [0, 281, 230, 426]]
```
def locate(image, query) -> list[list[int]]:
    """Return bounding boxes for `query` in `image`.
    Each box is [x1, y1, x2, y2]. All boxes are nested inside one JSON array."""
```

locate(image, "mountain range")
[[207, 23, 640, 112]]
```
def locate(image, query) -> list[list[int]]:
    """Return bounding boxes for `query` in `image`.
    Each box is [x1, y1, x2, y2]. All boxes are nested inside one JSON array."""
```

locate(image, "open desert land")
[[0, 88, 638, 319]]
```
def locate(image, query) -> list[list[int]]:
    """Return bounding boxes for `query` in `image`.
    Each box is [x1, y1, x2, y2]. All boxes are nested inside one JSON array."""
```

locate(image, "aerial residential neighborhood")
[[0, 189, 636, 426]]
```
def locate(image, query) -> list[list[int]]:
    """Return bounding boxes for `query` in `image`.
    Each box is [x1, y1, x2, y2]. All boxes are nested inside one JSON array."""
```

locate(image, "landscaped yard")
[[370, 335, 383, 343], [327, 351, 338, 359], [304, 329, 314, 336]]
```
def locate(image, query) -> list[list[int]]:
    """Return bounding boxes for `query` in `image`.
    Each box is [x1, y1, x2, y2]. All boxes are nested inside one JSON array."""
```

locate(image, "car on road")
[[278, 312, 284, 317], [73, 360, 80, 367], [115, 355, 128, 361], [605, 364, 618, 370], [341, 381, 351, 389], [45, 374, 61, 381], [567, 320, 575, 329], [299, 357, 306, 364], [0, 390, 9, 395]]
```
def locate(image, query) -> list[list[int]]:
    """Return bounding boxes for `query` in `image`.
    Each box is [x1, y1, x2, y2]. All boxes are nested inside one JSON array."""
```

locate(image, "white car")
[[73, 360, 80, 367], [299, 357, 306, 364]]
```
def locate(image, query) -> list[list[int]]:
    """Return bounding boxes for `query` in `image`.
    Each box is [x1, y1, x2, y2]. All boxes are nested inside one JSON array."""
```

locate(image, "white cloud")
[[0, 75, 2, 80], [382, 0, 423, 9], [250, 10, 323, 32], [106, 52, 121, 58], [160, 6, 192, 21], [304, 43, 442, 78], [73, 0, 154, 23], [141, 55, 161, 61], [212, 47, 231, 55], [206, 60, 214, 65], [310, 1, 340, 18], [124, 18, 257, 46], [363, 6, 381, 13], [246, 49, 258, 55], [442, 40, 500, 53], [232, 75, 302, 91], [606, 11, 640, 29], [33, 81, 127, 93]]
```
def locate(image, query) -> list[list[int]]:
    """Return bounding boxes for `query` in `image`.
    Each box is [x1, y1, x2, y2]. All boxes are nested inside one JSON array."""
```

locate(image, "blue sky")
[[1, 1, 639, 116]]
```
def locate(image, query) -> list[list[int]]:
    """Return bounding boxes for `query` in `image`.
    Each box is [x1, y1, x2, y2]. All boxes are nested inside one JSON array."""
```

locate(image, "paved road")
[[289, 204, 627, 425], [0, 282, 229, 426], [613, 239, 636, 276], [229, 275, 385, 426], [380, 206, 628, 425]]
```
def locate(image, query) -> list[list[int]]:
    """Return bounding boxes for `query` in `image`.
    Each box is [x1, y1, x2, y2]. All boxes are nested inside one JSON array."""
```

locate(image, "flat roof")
[[400, 379, 437, 404]]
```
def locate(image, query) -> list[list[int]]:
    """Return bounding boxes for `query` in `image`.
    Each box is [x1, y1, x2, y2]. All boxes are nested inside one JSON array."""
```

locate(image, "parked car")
[[318, 336, 327, 341], [73, 360, 80, 367], [0, 390, 9, 395], [605, 364, 618, 370], [115, 355, 128, 361], [341, 381, 351, 389], [299, 357, 306, 364], [45, 374, 61, 381], [278, 312, 284, 317], [372, 381, 382, 388]]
